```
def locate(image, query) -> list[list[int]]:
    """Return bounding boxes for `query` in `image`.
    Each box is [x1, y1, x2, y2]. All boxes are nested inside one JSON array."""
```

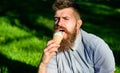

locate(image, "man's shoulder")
[[81, 29, 108, 51], [81, 29, 104, 44]]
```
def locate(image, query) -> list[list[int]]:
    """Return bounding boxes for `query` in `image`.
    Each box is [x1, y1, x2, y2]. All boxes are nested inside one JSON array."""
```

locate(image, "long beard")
[[58, 26, 77, 52]]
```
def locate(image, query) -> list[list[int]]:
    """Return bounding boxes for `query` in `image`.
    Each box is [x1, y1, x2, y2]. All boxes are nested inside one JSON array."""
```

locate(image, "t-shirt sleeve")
[[93, 39, 115, 73], [46, 56, 58, 73]]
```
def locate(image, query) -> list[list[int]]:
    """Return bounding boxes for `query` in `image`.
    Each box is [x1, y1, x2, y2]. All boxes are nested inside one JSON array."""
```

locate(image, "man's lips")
[[55, 26, 69, 34], [59, 29, 64, 32], [55, 28, 65, 32]]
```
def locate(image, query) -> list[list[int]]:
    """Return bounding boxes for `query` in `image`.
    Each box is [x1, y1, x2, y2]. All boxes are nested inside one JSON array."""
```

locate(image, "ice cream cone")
[[53, 31, 63, 45]]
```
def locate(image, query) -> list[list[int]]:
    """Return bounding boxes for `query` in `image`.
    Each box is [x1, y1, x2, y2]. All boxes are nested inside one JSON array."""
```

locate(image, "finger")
[[46, 40, 55, 46], [43, 44, 59, 58], [41, 51, 56, 65], [45, 43, 60, 52], [48, 47, 58, 53], [49, 52, 56, 58]]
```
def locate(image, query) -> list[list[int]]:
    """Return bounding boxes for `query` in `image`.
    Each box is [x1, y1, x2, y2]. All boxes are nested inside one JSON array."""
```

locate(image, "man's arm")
[[38, 40, 59, 73], [93, 40, 115, 73], [38, 62, 47, 73]]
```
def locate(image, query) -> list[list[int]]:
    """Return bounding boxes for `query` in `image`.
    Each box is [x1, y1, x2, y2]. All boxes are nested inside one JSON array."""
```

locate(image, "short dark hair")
[[52, 0, 81, 18]]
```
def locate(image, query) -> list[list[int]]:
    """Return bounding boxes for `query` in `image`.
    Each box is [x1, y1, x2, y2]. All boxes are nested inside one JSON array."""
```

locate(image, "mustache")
[[55, 26, 68, 33]]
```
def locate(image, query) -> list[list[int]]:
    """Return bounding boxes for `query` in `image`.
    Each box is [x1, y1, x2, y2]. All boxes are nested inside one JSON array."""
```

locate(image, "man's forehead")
[[54, 8, 74, 17]]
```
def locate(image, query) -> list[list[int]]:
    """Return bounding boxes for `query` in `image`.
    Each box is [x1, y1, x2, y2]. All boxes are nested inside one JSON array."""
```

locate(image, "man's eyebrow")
[[54, 15, 71, 18], [63, 16, 71, 17]]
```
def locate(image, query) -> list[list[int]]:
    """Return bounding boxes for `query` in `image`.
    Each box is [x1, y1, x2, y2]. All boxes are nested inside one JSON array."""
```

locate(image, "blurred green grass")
[[0, 0, 120, 73]]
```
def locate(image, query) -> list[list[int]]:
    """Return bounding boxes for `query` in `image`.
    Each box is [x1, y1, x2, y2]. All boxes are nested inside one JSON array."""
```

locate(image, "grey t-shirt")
[[46, 29, 115, 73]]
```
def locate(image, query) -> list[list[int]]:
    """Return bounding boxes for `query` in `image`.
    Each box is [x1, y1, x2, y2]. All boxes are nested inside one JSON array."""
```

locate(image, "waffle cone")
[[53, 31, 63, 44]]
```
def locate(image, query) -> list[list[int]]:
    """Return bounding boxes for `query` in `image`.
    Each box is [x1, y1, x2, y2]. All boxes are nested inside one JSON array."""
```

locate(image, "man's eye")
[[65, 18, 69, 20], [54, 19, 57, 21], [64, 17, 69, 20], [54, 18, 58, 21]]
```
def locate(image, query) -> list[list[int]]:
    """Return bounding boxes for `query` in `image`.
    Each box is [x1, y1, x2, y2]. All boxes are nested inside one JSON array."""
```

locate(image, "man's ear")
[[77, 19, 82, 29]]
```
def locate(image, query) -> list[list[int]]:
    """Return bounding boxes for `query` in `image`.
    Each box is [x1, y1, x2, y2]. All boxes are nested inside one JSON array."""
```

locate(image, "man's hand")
[[38, 40, 60, 73]]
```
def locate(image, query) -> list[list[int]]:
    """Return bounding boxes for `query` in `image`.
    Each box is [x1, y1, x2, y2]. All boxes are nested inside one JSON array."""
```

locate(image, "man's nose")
[[57, 18, 63, 26]]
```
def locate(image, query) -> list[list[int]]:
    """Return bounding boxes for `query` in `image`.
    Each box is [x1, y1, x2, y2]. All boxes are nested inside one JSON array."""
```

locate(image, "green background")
[[0, 0, 120, 73]]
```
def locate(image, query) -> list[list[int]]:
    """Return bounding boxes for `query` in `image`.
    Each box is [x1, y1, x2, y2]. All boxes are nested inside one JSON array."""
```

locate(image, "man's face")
[[54, 8, 81, 51], [54, 7, 79, 40]]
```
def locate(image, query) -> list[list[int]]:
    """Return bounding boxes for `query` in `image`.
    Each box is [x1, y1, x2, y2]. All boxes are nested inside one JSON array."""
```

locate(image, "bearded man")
[[38, 0, 115, 73]]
